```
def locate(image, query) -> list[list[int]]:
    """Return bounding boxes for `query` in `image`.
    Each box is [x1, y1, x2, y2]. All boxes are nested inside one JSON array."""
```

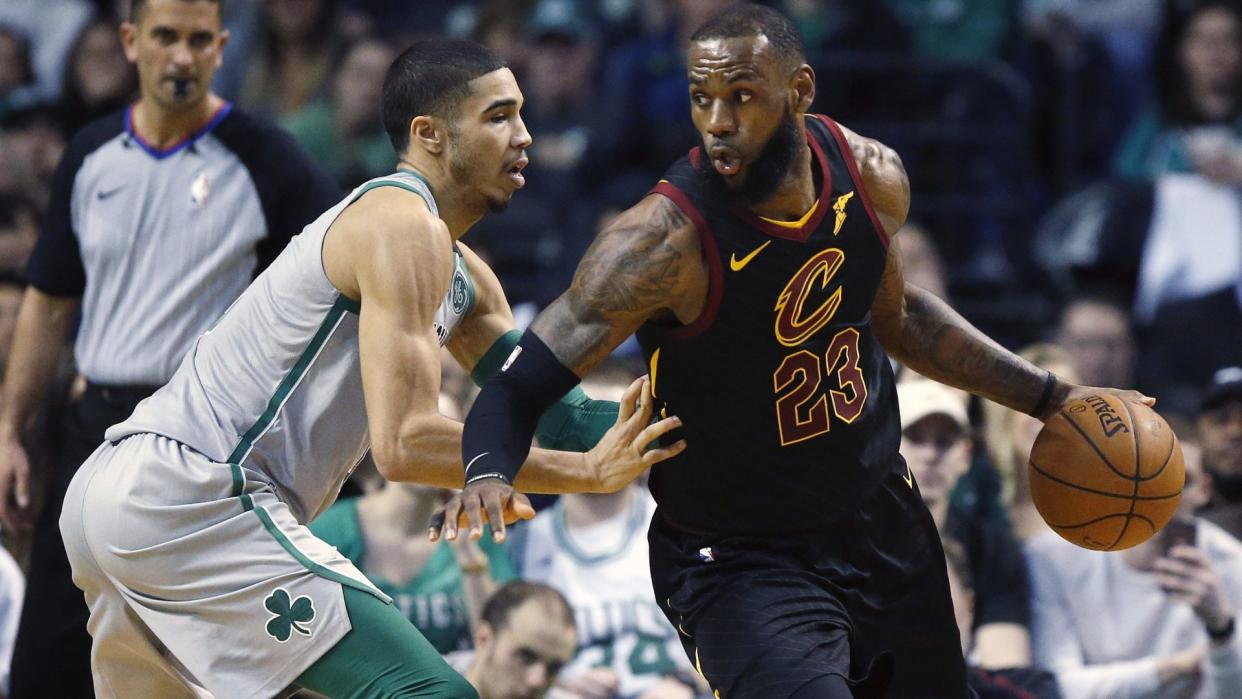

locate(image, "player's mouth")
[[504, 155, 528, 188], [709, 146, 742, 176]]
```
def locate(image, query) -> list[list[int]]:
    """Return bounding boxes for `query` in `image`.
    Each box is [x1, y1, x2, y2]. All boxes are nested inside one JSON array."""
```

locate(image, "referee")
[[0, 1, 339, 696]]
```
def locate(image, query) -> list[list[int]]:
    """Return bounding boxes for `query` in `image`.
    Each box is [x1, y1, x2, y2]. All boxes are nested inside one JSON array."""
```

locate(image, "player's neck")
[[396, 158, 481, 240], [747, 141, 816, 222], [131, 94, 224, 150], [562, 487, 635, 528]]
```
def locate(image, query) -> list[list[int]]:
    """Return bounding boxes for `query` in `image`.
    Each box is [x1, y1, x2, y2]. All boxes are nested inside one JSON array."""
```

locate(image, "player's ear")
[[791, 64, 815, 114], [410, 115, 445, 156]]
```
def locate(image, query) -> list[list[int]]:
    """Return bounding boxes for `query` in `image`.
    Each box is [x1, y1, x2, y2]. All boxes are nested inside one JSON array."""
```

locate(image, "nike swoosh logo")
[[97, 186, 124, 200], [729, 240, 771, 271], [903, 462, 914, 489]]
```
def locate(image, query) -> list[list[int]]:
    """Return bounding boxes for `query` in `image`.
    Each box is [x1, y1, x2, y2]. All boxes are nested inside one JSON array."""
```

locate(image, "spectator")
[[447, 581, 580, 699], [0, 543, 21, 699], [0, 106, 66, 209], [884, 0, 1021, 64], [58, 18, 138, 136], [283, 35, 395, 188], [1199, 367, 1242, 540], [0, 193, 38, 275], [897, 220, 950, 300], [898, 378, 1032, 670], [0, 1, 340, 696], [1114, 0, 1242, 180], [238, 0, 340, 119], [983, 343, 1081, 541], [1055, 293, 1137, 390], [0, 0, 92, 103], [0, 26, 34, 121], [1028, 438, 1242, 699], [944, 541, 1063, 698], [510, 362, 701, 699]]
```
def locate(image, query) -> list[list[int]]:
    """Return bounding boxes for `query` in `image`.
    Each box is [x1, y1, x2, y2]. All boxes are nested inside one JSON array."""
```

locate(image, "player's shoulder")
[[339, 184, 451, 255]]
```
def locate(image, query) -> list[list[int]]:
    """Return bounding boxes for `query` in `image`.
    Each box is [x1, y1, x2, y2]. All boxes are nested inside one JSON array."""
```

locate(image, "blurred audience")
[[0, 0, 92, 103], [283, 35, 395, 188], [0, 26, 35, 121], [1055, 293, 1137, 390], [0, 542, 21, 699], [238, 0, 340, 119], [58, 19, 137, 136], [983, 343, 1081, 541], [0, 193, 38, 276], [1028, 438, 1242, 699], [447, 581, 579, 699], [899, 378, 1032, 670], [944, 541, 1063, 698], [1199, 367, 1242, 541], [1114, 1, 1242, 180], [0, 106, 66, 209]]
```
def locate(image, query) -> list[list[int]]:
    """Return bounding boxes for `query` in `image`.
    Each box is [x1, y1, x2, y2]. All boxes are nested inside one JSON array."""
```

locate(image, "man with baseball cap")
[[898, 378, 1031, 670], [1198, 367, 1242, 539]]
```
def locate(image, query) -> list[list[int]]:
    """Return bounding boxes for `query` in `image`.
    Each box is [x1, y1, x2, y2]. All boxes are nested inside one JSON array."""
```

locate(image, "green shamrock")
[[264, 588, 315, 643]]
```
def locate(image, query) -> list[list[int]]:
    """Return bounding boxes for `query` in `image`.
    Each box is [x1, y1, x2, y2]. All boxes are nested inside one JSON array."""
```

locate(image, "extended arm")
[[840, 125, 1148, 418], [437, 195, 700, 540]]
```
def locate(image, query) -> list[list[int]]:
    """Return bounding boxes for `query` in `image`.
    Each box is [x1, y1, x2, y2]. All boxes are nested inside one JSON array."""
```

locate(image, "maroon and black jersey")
[[637, 114, 902, 535]]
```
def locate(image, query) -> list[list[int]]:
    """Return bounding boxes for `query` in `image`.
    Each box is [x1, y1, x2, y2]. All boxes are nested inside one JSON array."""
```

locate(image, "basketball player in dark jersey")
[[440, 4, 1151, 697]]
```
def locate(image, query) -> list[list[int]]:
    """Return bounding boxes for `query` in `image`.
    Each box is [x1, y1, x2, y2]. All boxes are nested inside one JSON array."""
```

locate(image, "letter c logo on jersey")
[[774, 248, 845, 347]]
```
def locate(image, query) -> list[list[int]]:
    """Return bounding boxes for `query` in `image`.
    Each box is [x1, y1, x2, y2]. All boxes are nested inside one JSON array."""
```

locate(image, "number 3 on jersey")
[[773, 327, 866, 446]]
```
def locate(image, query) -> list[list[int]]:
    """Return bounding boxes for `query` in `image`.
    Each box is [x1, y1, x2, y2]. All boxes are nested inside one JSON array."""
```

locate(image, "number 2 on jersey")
[[772, 327, 867, 446]]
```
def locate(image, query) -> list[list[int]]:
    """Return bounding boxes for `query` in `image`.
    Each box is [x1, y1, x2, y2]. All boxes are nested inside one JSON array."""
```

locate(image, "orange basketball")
[[1028, 394, 1184, 551]]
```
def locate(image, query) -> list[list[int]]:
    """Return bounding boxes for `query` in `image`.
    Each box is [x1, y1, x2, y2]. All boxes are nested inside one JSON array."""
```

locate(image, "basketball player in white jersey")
[[58, 38, 684, 699]]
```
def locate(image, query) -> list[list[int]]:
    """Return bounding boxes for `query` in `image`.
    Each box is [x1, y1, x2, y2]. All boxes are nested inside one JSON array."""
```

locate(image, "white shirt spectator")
[[0, 545, 25, 695], [1028, 520, 1242, 698]]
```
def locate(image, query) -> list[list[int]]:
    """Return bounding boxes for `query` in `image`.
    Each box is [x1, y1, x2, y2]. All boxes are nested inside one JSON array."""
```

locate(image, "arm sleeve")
[[1027, 544, 1161, 699], [25, 137, 86, 296], [471, 330, 619, 453], [461, 330, 581, 484]]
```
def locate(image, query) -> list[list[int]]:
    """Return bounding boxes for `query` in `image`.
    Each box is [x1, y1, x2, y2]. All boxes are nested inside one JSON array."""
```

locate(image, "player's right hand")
[[0, 436, 33, 532], [429, 477, 535, 544], [585, 377, 685, 493]]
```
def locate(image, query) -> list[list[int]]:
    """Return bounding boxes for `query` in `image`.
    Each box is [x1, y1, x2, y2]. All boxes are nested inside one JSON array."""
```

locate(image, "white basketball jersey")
[[516, 492, 695, 697], [108, 170, 475, 524]]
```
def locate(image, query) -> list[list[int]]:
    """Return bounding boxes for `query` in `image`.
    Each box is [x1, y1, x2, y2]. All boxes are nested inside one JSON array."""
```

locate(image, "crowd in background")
[[0, 0, 1240, 697]]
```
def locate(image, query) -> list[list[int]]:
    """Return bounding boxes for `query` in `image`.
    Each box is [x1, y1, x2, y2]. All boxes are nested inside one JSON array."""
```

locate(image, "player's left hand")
[[428, 477, 535, 544], [1154, 544, 1236, 637], [1046, 384, 1154, 421]]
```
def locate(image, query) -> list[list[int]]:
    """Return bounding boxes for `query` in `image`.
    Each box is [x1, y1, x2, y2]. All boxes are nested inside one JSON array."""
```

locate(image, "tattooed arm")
[[529, 192, 708, 374], [431, 194, 700, 542], [839, 125, 1150, 418]]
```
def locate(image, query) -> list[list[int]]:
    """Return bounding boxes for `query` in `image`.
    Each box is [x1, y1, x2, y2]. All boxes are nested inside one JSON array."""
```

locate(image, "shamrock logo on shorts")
[[263, 588, 316, 643]]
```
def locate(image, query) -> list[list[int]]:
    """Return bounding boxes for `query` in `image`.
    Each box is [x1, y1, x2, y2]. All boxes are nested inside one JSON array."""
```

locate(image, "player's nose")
[[706, 101, 736, 136]]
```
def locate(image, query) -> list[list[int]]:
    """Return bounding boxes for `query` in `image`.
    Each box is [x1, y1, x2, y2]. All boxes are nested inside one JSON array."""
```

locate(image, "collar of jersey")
[[125, 101, 232, 160]]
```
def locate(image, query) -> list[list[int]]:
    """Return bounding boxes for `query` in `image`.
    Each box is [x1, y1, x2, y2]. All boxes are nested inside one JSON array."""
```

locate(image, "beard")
[[697, 106, 803, 206]]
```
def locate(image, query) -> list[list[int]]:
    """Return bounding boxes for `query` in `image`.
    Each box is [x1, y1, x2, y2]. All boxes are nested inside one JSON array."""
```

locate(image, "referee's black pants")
[[10, 383, 156, 699]]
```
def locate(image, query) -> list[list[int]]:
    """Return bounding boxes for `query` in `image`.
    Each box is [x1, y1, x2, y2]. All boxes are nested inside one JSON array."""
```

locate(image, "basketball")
[[1028, 394, 1184, 551]]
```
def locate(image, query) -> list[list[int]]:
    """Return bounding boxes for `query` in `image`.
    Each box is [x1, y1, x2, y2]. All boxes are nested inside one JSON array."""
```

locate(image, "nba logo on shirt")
[[190, 172, 211, 209], [698, 547, 715, 562]]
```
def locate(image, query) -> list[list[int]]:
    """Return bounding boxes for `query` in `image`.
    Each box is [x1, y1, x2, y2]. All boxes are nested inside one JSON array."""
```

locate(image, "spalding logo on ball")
[[1028, 394, 1184, 551]]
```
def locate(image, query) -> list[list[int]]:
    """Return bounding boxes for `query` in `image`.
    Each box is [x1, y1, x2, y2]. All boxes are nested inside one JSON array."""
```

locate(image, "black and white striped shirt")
[[26, 102, 341, 384]]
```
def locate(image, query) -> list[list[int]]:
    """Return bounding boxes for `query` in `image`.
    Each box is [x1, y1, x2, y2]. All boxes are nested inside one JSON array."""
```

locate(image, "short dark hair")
[[131, 0, 222, 23], [381, 39, 507, 156], [689, 2, 806, 70], [481, 581, 574, 633]]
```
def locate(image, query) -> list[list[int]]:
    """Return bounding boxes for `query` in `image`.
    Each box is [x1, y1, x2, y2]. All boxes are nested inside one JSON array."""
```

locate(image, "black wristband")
[[1029, 370, 1058, 418], [461, 330, 581, 485], [1208, 616, 1235, 641]]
